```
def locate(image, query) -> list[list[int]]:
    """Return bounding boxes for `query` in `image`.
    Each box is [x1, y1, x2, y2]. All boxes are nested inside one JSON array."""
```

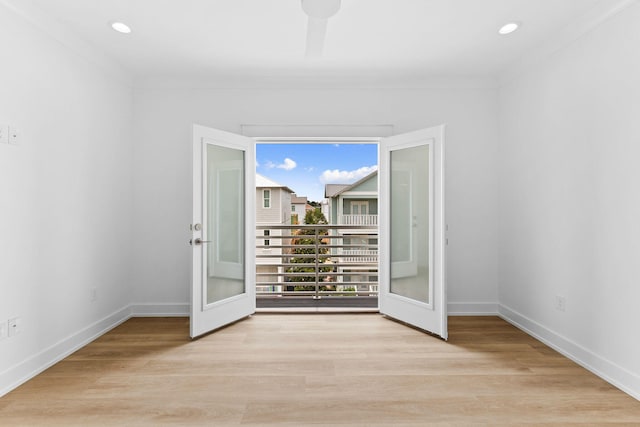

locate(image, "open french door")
[[379, 125, 447, 340], [191, 125, 256, 338]]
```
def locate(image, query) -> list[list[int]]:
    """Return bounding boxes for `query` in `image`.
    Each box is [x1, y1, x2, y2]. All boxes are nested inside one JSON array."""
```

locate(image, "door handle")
[[194, 238, 211, 245]]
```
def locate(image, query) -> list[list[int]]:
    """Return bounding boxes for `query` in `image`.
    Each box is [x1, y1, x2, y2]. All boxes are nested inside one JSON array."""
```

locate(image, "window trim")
[[263, 189, 271, 208]]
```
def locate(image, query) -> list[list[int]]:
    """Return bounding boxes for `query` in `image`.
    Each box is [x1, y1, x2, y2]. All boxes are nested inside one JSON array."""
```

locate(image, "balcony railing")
[[256, 224, 378, 300], [340, 249, 378, 263], [340, 214, 378, 226]]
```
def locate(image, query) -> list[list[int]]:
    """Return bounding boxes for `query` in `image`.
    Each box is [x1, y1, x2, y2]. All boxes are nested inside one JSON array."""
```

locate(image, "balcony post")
[[313, 226, 321, 299]]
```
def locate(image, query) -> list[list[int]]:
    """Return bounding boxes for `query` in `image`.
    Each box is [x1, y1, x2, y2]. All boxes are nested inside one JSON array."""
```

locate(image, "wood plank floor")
[[1, 315, 639, 426]]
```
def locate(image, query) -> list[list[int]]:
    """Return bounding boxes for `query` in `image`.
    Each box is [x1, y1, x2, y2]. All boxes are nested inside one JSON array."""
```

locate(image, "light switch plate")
[[0, 125, 8, 144]]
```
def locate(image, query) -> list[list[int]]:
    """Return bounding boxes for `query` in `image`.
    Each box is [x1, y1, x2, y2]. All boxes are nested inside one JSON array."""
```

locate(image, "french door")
[[351, 201, 368, 215], [190, 125, 255, 338], [191, 124, 446, 340], [379, 125, 447, 339]]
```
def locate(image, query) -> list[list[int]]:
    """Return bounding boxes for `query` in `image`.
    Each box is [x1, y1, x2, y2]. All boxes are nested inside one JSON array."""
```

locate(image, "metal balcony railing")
[[256, 224, 378, 300]]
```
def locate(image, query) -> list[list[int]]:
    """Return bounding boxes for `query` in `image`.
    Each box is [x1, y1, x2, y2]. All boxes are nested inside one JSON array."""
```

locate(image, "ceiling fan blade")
[[305, 16, 328, 58]]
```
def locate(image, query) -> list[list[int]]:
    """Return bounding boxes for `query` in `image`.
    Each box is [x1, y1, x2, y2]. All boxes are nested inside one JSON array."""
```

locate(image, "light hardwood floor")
[[1, 315, 639, 426]]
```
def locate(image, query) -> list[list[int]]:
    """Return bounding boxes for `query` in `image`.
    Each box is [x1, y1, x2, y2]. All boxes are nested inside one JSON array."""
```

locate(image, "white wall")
[[498, 3, 640, 397], [0, 4, 134, 394], [131, 85, 500, 310]]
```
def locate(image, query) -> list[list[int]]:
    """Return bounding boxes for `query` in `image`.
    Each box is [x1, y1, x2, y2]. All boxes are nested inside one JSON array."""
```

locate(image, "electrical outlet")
[[0, 125, 8, 144], [555, 295, 566, 312], [0, 321, 7, 340], [91, 287, 98, 302], [9, 126, 20, 145], [8, 317, 22, 336]]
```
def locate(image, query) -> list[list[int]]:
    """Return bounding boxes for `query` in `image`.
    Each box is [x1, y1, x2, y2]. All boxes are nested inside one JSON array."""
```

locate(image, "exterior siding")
[[256, 186, 292, 272], [348, 175, 377, 192], [255, 228, 284, 265], [281, 191, 292, 225], [331, 201, 338, 224], [256, 188, 282, 224]]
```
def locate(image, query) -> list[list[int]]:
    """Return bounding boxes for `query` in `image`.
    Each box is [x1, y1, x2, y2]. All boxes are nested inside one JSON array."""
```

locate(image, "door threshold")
[[256, 307, 379, 314]]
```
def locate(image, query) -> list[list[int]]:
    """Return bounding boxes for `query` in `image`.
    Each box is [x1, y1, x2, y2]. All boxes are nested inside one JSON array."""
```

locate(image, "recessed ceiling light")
[[111, 22, 131, 34], [498, 22, 520, 35]]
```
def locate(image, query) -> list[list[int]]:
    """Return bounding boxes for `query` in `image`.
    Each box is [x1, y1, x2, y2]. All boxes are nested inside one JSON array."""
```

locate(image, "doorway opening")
[[253, 140, 379, 311], [190, 125, 446, 339]]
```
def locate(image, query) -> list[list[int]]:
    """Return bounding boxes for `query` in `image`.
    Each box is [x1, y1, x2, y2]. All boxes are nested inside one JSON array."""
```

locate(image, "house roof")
[[256, 174, 294, 193], [324, 184, 351, 198], [325, 170, 378, 198], [291, 195, 307, 204]]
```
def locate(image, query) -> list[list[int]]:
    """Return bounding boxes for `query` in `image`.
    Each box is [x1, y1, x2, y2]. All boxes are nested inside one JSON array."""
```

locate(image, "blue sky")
[[256, 144, 378, 202]]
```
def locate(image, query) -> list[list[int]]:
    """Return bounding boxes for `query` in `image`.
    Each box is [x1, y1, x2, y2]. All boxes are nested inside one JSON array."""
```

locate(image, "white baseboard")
[[0, 305, 132, 398], [499, 304, 640, 401], [129, 302, 189, 317], [448, 302, 499, 315]]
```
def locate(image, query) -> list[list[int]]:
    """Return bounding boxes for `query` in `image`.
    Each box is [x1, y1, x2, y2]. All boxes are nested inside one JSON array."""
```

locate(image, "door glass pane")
[[390, 144, 429, 303], [206, 144, 245, 304]]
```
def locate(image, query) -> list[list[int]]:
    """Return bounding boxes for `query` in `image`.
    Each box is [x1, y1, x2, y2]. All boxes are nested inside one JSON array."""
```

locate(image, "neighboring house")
[[290, 194, 308, 224], [256, 174, 295, 293], [323, 171, 379, 293], [324, 170, 378, 226], [323, 184, 350, 224]]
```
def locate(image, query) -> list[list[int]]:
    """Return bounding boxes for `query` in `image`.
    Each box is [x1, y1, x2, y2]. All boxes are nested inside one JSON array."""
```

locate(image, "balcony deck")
[[256, 295, 378, 310]]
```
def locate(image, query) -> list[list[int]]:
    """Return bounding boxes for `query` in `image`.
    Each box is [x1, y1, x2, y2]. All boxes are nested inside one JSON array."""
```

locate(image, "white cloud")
[[264, 158, 297, 171], [319, 165, 378, 184], [277, 158, 297, 171]]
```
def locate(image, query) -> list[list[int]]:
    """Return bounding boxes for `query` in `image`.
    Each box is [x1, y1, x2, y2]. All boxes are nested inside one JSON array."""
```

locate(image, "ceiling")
[[19, 0, 625, 83]]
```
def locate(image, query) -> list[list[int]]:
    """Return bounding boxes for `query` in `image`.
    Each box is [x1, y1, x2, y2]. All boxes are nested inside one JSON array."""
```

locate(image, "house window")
[[291, 214, 299, 225], [263, 190, 271, 208], [292, 204, 296, 212], [263, 230, 270, 246]]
